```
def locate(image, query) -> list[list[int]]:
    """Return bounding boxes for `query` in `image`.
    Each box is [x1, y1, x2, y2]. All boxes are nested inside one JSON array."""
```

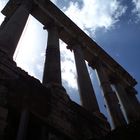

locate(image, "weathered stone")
[[0, 0, 139, 139], [0, 56, 110, 139], [73, 44, 100, 113]]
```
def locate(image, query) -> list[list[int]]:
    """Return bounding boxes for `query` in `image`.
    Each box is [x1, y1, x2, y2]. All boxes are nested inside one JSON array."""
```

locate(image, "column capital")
[[2, 0, 33, 17], [88, 56, 108, 70], [43, 20, 58, 30], [108, 72, 120, 84], [42, 21, 62, 85], [88, 56, 100, 69], [0, 2, 30, 57], [125, 86, 138, 95], [66, 43, 83, 52], [109, 71, 137, 95]]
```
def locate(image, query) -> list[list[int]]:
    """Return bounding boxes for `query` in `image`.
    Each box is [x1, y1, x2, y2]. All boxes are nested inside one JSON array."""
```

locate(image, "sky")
[[0, 0, 140, 121]]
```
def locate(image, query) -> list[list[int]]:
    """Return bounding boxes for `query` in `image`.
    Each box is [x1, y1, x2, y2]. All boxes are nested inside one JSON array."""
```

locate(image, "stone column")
[[16, 110, 29, 140], [110, 73, 140, 122], [95, 62, 126, 128], [42, 22, 61, 85], [72, 45, 100, 113], [0, 0, 32, 57], [42, 23, 63, 140], [115, 83, 140, 122], [127, 87, 140, 115], [125, 86, 140, 110]]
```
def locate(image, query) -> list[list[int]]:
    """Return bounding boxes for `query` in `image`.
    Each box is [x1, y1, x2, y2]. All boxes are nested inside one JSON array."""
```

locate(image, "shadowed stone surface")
[[0, 0, 140, 139], [0, 51, 110, 140]]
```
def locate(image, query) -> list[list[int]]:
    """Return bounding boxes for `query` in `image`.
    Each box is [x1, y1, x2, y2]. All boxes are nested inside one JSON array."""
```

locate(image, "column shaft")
[[0, 1, 31, 57], [73, 45, 100, 112], [115, 84, 140, 122], [16, 110, 29, 140], [96, 63, 126, 128], [42, 23, 62, 140], [42, 24, 61, 85]]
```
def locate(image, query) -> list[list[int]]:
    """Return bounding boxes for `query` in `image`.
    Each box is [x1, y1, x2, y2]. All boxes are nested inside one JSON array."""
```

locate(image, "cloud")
[[60, 40, 77, 90], [63, 0, 127, 33], [14, 15, 47, 81], [55, 0, 127, 103], [132, 0, 140, 18], [57, 0, 127, 103], [51, 0, 57, 5], [5, 0, 126, 105], [0, 0, 8, 25], [14, 15, 79, 102], [62, 79, 80, 104]]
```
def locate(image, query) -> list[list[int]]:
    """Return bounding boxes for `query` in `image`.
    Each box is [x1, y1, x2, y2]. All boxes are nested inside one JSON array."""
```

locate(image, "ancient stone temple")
[[0, 0, 140, 140]]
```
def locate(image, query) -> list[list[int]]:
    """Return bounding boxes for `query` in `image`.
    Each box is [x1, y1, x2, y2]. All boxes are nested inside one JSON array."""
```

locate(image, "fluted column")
[[42, 22, 61, 86], [0, 0, 32, 57], [115, 83, 140, 122], [72, 45, 100, 113], [95, 62, 126, 128]]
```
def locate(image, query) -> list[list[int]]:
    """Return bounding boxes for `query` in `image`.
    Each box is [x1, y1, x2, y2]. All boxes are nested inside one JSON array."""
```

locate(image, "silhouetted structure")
[[0, 0, 140, 140]]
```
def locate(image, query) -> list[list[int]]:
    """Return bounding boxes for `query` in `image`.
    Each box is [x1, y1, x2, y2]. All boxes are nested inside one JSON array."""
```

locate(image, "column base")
[[45, 83, 71, 103]]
